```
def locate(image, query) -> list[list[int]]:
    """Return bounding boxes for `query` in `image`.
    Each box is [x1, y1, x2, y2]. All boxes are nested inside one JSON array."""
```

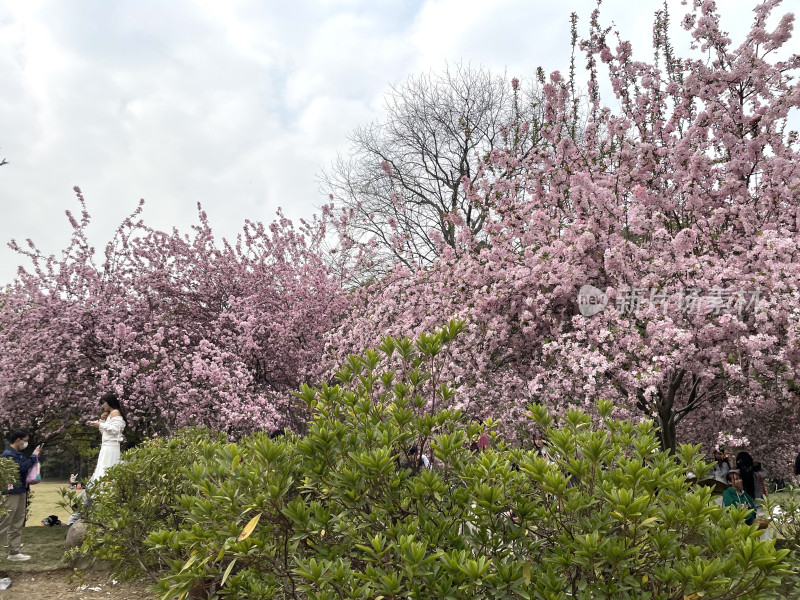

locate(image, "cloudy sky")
[[0, 0, 794, 283]]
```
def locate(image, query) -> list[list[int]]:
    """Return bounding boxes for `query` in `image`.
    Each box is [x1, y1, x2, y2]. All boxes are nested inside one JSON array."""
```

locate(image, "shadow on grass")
[[0, 526, 67, 576]]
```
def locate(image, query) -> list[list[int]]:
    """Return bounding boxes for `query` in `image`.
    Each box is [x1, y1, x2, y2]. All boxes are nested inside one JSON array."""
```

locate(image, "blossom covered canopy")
[[0, 191, 346, 438], [328, 0, 800, 473]]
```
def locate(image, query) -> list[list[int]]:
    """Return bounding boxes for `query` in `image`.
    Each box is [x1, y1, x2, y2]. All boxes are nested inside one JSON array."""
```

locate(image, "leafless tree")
[[320, 63, 550, 274]]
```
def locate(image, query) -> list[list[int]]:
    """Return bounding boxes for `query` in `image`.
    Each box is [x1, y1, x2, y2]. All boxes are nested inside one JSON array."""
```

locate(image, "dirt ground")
[[0, 568, 154, 599]]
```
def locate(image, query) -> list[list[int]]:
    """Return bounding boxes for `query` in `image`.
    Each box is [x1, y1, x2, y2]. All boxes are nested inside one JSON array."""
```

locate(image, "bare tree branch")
[[319, 63, 552, 276]]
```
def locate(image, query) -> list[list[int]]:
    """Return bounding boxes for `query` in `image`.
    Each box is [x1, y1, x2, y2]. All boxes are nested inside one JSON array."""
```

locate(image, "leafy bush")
[[61, 427, 226, 580], [766, 490, 800, 552], [0, 457, 19, 513], [0, 456, 32, 519], [140, 321, 791, 600]]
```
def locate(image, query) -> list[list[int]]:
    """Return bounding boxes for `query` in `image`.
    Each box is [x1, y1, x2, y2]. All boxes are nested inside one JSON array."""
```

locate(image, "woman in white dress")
[[87, 392, 126, 482]]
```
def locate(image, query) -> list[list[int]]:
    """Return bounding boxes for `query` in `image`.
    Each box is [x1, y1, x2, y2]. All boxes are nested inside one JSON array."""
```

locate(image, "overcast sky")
[[0, 0, 795, 283]]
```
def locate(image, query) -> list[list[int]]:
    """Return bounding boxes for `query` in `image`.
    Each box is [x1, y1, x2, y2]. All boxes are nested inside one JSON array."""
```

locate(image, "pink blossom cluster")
[[2, 0, 798, 477], [0, 194, 346, 439], [327, 0, 800, 474]]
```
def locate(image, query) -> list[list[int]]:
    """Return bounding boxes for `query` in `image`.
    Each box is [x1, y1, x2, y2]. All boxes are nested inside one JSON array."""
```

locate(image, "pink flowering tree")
[[520, 0, 800, 469], [0, 189, 347, 440], [329, 0, 800, 472]]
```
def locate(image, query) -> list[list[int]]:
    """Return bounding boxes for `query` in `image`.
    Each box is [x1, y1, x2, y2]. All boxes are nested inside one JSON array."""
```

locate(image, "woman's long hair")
[[736, 451, 757, 498], [100, 391, 126, 423]]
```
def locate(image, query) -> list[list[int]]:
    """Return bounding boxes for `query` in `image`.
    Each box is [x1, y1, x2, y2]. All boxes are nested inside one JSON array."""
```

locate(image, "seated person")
[[722, 469, 756, 524]]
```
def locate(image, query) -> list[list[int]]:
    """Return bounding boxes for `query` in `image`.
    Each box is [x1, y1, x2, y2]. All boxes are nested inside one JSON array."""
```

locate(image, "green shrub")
[[0, 456, 33, 520], [142, 320, 791, 600], [0, 457, 19, 514], [766, 490, 800, 552], [60, 427, 226, 581]]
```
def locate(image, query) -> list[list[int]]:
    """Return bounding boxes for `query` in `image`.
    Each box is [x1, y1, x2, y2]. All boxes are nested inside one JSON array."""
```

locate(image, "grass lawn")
[[0, 526, 153, 598], [0, 482, 75, 576], [26, 481, 74, 526], [0, 486, 155, 597], [0, 526, 67, 575]]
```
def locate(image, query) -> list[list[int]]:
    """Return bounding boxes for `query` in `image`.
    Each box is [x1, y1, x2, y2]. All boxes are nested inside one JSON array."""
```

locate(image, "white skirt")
[[90, 443, 122, 482]]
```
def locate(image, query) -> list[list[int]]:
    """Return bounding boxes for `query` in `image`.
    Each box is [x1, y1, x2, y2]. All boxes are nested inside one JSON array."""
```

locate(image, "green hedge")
[[61, 427, 226, 580], [0, 457, 19, 511], [82, 321, 794, 599]]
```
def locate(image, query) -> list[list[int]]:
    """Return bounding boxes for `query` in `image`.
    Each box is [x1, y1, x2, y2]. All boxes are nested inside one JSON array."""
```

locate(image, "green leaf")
[[221, 559, 237, 586]]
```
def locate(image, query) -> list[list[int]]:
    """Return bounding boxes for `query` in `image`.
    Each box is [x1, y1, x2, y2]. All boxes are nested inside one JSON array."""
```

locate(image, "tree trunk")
[[655, 369, 684, 454], [656, 412, 677, 454]]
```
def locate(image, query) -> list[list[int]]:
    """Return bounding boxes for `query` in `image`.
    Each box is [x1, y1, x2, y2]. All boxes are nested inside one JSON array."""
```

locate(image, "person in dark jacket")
[[735, 451, 766, 500], [0, 430, 42, 561]]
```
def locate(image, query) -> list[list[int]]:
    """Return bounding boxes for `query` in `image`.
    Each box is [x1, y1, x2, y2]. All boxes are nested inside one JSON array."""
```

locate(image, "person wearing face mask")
[[0, 430, 42, 561]]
